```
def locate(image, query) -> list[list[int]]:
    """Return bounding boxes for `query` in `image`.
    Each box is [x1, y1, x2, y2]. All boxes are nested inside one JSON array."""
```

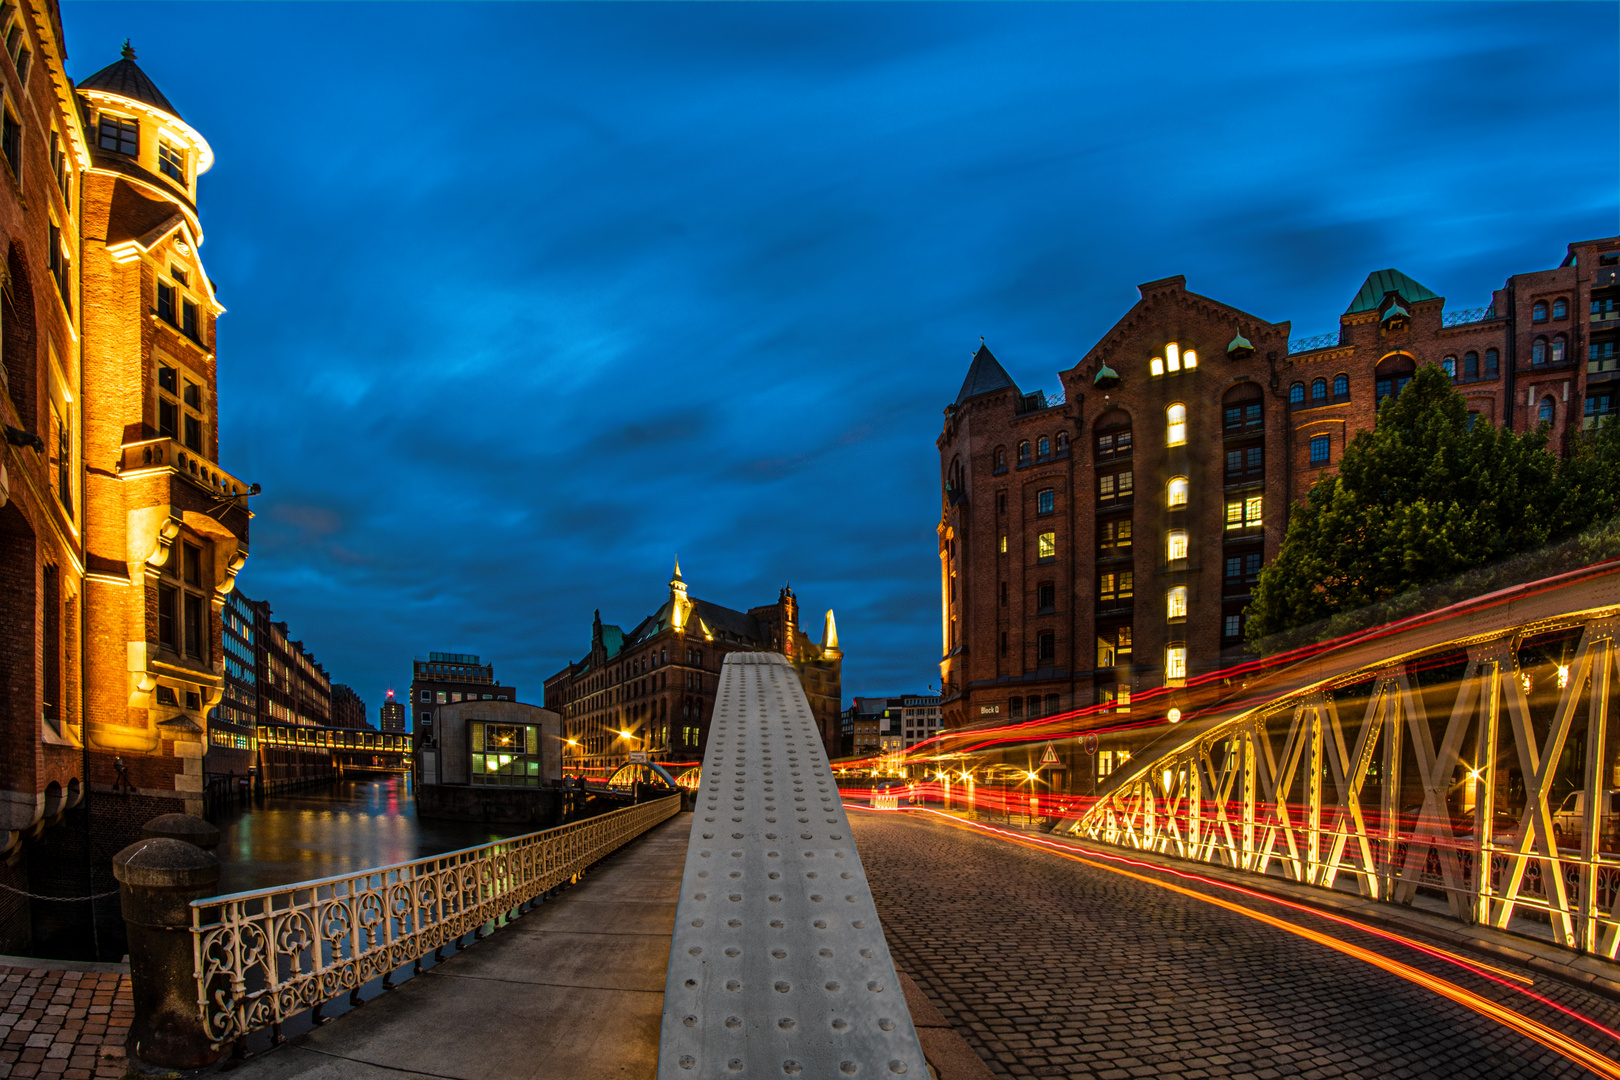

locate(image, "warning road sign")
[[1039, 743, 1059, 766]]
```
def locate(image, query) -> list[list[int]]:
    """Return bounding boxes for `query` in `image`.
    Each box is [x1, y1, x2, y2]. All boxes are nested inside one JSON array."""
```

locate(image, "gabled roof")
[[79, 43, 182, 120], [1345, 269, 1439, 315], [954, 342, 1018, 406]]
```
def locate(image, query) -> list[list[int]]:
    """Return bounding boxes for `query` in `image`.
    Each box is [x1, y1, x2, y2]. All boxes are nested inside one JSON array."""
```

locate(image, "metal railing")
[[192, 794, 680, 1045], [1288, 331, 1342, 353], [1066, 566, 1620, 958], [1443, 306, 1496, 326]]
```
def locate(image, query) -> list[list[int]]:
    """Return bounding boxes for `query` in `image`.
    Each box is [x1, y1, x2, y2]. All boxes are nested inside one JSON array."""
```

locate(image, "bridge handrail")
[[190, 794, 680, 1045]]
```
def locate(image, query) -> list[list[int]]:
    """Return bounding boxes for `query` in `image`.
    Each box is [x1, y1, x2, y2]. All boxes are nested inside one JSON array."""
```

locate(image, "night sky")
[[62, 3, 1618, 719]]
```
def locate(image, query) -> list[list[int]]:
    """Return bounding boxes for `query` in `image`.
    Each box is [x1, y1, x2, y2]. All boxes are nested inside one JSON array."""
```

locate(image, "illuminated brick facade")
[[544, 565, 843, 773], [0, 25, 254, 951], [938, 237, 1620, 767]]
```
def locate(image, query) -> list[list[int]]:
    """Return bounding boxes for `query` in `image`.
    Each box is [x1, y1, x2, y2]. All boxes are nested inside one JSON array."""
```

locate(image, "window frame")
[[1309, 433, 1330, 466], [1165, 403, 1187, 446]]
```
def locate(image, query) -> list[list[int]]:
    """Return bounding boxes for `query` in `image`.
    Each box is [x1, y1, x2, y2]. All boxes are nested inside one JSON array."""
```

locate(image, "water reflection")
[[213, 777, 522, 895]]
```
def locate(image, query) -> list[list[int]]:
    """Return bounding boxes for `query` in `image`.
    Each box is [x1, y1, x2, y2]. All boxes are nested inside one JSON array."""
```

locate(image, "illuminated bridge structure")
[[255, 721, 412, 774], [1065, 561, 1620, 956]]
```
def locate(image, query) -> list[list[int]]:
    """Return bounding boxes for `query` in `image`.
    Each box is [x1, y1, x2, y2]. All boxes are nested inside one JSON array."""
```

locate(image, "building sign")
[[628, 751, 649, 763], [979, 704, 1000, 715]]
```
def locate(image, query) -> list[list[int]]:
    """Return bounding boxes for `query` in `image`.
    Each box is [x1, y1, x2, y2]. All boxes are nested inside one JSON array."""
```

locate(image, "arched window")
[[1037, 436, 1051, 458], [1463, 352, 1479, 380], [1533, 301, 1548, 323], [1289, 382, 1305, 407], [1094, 409, 1132, 460], [1017, 440, 1030, 465], [993, 446, 1006, 473], [1222, 383, 1263, 431], [1532, 338, 1547, 365], [1374, 353, 1416, 405], [1311, 377, 1327, 401], [1553, 299, 1568, 320], [1551, 335, 1566, 363], [1165, 403, 1187, 446], [1055, 431, 1069, 456], [1167, 476, 1189, 508], [1333, 373, 1349, 398], [1166, 585, 1187, 619], [1539, 396, 1555, 425], [1442, 355, 1456, 378], [1485, 348, 1500, 377]]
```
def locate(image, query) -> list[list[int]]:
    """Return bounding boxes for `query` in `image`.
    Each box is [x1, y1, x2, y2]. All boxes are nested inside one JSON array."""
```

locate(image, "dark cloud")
[[61, 2, 1617, 706]]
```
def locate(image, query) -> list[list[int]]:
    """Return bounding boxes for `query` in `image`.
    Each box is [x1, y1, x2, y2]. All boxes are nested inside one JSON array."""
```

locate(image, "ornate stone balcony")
[[118, 436, 254, 501]]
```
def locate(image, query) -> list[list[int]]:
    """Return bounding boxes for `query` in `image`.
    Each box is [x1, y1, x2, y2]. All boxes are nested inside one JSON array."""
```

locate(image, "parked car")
[[1551, 790, 1620, 840]]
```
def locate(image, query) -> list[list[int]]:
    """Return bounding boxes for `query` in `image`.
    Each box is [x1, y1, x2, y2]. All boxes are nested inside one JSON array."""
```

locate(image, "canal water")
[[212, 777, 524, 895]]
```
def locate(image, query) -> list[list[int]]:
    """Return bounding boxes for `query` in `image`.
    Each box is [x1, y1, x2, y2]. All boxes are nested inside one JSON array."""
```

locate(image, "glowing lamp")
[[1168, 708, 1182, 724]]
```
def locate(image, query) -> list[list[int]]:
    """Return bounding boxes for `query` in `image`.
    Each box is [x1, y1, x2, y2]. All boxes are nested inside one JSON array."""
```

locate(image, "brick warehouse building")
[[937, 236, 1620, 791], [0, 27, 255, 955], [544, 564, 843, 773]]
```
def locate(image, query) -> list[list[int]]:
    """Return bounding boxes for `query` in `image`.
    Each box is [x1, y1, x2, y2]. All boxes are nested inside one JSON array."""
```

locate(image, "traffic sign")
[[628, 752, 649, 763], [1084, 734, 1098, 755], [1039, 743, 1059, 766]]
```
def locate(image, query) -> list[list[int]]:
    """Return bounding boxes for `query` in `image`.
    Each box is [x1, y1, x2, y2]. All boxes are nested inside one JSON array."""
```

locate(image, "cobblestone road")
[[851, 810, 1620, 1080]]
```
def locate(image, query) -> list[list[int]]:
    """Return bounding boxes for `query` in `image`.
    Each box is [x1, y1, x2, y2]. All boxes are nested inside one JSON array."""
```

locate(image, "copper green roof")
[[1227, 332, 1253, 353], [1381, 299, 1410, 323], [1345, 269, 1439, 314]]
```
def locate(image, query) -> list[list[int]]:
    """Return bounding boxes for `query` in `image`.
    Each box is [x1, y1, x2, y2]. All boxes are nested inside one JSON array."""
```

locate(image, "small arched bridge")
[[1066, 560, 1620, 956]]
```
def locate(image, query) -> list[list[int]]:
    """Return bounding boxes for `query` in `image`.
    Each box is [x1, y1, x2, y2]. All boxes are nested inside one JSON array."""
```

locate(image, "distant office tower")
[[410, 654, 515, 743], [380, 691, 407, 732]]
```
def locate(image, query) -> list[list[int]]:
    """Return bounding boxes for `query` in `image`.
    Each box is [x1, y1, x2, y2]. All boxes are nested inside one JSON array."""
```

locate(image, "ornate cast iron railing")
[[1067, 609, 1620, 956], [191, 795, 681, 1045], [1288, 331, 1341, 353], [1443, 305, 1496, 326]]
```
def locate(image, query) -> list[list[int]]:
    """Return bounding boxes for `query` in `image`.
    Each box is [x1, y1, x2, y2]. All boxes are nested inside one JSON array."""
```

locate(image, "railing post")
[[113, 830, 222, 1070]]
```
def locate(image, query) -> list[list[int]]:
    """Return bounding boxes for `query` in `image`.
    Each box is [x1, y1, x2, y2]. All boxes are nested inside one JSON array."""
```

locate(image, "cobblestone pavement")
[[850, 810, 1620, 1080], [0, 967, 130, 1080]]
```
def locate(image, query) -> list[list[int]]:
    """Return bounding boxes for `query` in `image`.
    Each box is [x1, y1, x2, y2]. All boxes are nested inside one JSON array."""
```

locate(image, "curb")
[[896, 966, 997, 1080]]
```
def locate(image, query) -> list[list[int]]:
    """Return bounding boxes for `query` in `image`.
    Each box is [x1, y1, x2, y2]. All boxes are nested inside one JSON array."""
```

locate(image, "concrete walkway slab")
[[232, 813, 692, 1080]]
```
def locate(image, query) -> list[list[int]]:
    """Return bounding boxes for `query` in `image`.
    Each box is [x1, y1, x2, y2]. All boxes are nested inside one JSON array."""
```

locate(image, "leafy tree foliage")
[[1246, 363, 1620, 644]]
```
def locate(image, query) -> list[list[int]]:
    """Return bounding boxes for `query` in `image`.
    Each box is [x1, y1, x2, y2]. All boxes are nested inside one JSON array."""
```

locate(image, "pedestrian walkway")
[[235, 813, 691, 1080], [0, 960, 130, 1080]]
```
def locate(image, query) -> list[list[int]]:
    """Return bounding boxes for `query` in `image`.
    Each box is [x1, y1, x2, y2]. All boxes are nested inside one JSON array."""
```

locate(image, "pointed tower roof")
[[820, 610, 841, 658], [1345, 269, 1439, 315], [954, 340, 1018, 406], [79, 41, 183, 120]]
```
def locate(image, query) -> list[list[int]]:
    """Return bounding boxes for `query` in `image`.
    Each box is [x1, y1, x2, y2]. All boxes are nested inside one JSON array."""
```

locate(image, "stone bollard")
[[141, 812, 221, 850], [113, 832, 222, 1071]]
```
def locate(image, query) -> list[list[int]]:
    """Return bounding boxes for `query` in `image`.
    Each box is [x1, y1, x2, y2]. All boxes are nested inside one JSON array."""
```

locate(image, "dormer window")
[[98, 113, 138, 156], [158, 140, 186, 184]]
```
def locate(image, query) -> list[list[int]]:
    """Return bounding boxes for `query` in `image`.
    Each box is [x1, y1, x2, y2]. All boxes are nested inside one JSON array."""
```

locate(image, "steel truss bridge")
[[1067, 562, 1620, 956]]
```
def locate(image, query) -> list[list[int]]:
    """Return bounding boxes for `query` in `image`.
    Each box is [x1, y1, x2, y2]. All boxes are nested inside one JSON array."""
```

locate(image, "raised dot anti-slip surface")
[[657, 652, 924, 1079]]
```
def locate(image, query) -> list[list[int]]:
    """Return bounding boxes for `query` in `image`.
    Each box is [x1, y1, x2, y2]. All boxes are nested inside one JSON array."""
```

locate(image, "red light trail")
[[850, 803, 1620, 1078]]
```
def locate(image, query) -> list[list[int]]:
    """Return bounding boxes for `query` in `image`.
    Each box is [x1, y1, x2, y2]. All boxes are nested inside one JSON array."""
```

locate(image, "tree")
[[1245, 363, 1620, 645]]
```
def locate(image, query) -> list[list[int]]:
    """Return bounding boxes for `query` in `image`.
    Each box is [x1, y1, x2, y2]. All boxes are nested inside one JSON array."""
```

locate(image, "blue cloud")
[[62, 1, 1618, 709]]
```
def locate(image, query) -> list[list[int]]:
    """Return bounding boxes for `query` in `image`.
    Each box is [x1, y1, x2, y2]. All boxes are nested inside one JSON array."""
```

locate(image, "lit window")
[[1037, 532, 1056, 560], [1166, 645, 1187, 683], [1309, 434, 1330, 465], [158, 140, 186, 184], [1150, 356, 1164, 377], [98, 113, 138, 156], [999, 535, 1007, 554], [1225, 497, 1263, 530], [1166, 586, 1187, 620], [1166, 403, 1186, 446], [1539, 397, 1555, 425], [1183, 349, 1197, 369], [1037, 488, 1055, 515], [1167, 530, 1188, 561], [1166, 342, 1180, 372], [1167, 476, 1188, 507]]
